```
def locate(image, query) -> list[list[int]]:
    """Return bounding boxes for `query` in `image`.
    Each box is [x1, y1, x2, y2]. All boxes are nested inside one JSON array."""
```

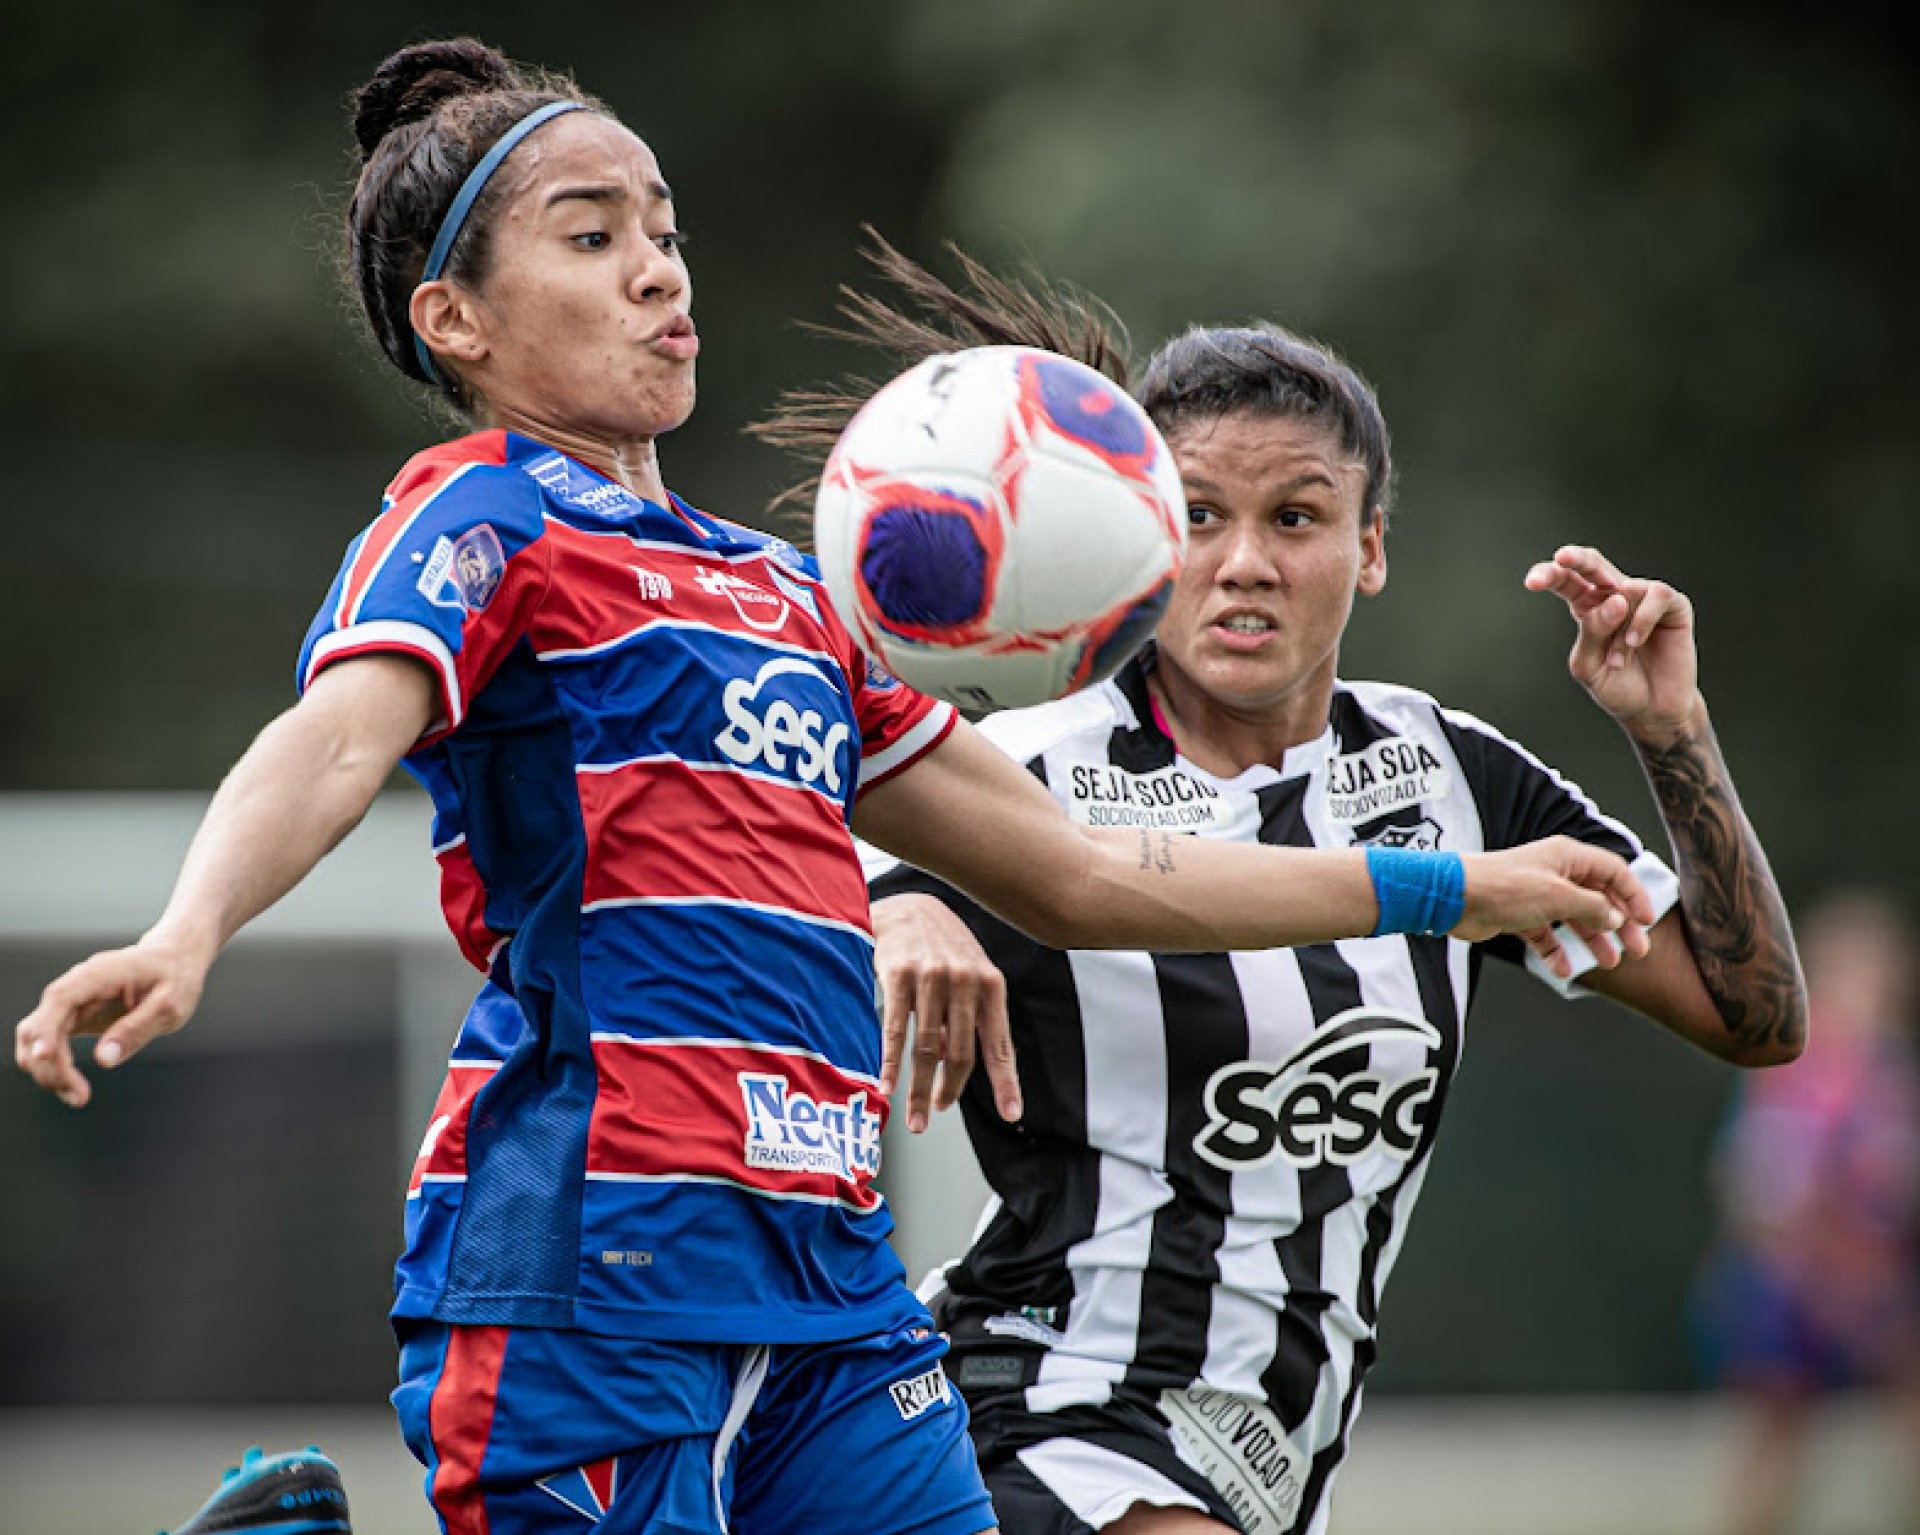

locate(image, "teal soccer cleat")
[[165, 1446, 352, 1535]]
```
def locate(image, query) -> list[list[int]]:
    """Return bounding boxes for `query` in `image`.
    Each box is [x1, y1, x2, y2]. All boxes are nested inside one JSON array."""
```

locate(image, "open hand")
[[873, 893, 1020, 1133], [1454, 836, 1654, 976], [1525, 545, 1702, 744], [15, 938, 209, 1108]]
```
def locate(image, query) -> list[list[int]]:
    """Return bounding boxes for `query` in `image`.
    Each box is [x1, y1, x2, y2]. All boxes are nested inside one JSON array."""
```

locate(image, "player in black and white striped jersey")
[[758, 240, 1806, 1535]]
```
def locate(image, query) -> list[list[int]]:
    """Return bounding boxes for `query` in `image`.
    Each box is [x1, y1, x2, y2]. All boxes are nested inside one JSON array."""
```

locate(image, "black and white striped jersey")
[[862, 651, 1679, 1534]]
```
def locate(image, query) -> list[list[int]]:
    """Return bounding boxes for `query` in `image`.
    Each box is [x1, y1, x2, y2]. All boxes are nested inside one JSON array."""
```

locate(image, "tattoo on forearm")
[[1136, 830, 1178, 874], [1640, 729, 1806, 1056]]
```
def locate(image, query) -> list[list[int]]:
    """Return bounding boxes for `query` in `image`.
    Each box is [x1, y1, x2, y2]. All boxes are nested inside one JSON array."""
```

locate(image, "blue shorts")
[[393, 1317, 996, 1534]]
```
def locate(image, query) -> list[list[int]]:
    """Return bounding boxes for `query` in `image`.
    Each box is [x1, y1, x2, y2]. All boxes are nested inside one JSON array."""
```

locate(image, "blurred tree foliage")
[[6, 0, 1911, 896], [3, 0, 1914, 1396]]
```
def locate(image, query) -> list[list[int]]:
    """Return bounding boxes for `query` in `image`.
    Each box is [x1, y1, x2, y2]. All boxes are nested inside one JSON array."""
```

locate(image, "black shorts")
[[963, 1395, 1246, 1535]]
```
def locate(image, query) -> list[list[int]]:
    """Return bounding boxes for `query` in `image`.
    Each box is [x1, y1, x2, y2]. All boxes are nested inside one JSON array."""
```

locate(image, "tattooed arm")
[[1525, 547, 1806, 1065]]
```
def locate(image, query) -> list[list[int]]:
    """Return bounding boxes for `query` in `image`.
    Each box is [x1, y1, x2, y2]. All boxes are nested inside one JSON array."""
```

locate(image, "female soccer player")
[[15, 41, 1655, 1535], [762, 240, 1807, 1535]]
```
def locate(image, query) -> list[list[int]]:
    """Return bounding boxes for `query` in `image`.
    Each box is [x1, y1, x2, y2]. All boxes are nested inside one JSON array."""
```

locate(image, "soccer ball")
[[814, 344, 1187, 712]]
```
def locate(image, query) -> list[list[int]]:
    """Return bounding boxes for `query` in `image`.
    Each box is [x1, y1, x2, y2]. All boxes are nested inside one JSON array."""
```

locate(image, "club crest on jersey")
[[1324, 737, 1452, 824], [1354, 816, 1445, 853], [1066, 763, 1236, 832], [740, 1072, 883, 1185], [417, 524, 505, 613], [715, 656, 852, 794], [1194, 1008, 1442, 1172], [697, 565, 789, 632]]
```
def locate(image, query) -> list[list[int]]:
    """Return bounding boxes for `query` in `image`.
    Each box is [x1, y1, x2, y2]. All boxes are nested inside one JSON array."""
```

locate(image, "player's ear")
[[1357, 505, 1387, 596], [410, 280, 489, 374]]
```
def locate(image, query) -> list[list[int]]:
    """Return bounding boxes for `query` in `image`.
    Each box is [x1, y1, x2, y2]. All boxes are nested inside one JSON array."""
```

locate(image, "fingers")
[[970, 971, 1020, 1125], [891, 969, 1020, 1132], [877, 975, 909, 1099], [1615, 580, 1688, 658], [1586, 842, 1657, 930], [929, 972, 978, 1118], [1527, 547, 1692, 672], [1521, 926, 1571, 980], [1457, 841, 1655, 962], [1548, 839, 1654, 965], [90, 987, 188, 1069], [871, 895, 1016, 1132], [1529, 544, 1631, 593], [15, 1003, 92, 1108], [1525, 920, 1633, 980], [903, 967, 950, 1135], [15, 961, 141, 1107]]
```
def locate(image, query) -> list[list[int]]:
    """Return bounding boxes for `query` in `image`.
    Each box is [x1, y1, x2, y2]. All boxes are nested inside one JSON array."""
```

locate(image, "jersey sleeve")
[[847, 648, 958, 796], [1439, 704, 1682, 996], [296, 455, 551, 744]]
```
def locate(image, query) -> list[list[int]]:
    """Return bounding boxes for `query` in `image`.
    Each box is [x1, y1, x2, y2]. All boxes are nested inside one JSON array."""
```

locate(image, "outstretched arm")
[[854, 718, 1653, 961], [1525, 545, 1806, 1065], [14, 655, 436, 1105]]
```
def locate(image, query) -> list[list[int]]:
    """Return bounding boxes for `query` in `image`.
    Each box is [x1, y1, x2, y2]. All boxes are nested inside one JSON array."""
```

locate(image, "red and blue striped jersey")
[[298, 430, 955, 1342]]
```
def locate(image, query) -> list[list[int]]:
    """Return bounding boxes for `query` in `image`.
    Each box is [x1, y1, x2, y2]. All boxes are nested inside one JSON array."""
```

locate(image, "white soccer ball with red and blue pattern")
[[814, 345, 1188, 712]]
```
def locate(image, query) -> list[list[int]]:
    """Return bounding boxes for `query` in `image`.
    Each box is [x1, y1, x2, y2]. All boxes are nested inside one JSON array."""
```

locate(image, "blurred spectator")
[[1694, 888, 1920, 1535]]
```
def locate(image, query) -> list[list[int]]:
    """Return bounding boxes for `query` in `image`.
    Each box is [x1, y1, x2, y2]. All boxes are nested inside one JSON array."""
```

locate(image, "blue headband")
[[412, 99, 588, 385]]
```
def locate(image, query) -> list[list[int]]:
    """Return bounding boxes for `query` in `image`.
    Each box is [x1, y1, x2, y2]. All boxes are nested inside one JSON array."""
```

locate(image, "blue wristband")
[[1365, 847, 1466, 937]]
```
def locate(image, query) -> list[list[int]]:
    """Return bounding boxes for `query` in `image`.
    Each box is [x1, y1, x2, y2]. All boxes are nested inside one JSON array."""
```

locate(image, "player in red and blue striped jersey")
[[299, 425, 951, 1347], [16, 38, 1662, 1535]]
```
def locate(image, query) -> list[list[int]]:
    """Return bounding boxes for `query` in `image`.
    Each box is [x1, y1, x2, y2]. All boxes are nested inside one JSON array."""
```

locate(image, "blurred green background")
[[3, 0, 1915, 1425]]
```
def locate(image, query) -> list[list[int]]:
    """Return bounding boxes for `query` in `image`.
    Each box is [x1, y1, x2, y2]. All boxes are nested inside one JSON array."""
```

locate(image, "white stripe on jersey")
[[579, 894, 874, 945], [859, 700, 958, 788], [535, 617, 839, 667], [1031, 949, 1170, 1411], [1072, 949, 1170, 1166], [585, 1033, 882, 1086], [574, 752, 846, 811], [307, 620, 462, 729]]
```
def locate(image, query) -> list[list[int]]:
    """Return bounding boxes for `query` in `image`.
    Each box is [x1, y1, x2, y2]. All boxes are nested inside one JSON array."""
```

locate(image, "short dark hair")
[[1141, 324, 1394, 526], [343, 38, 603, 403]]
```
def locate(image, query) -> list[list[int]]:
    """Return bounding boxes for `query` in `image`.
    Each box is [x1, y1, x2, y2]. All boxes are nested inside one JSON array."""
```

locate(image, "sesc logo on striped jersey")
[[715, 656, 852, 794], [1195, 1008, 1441, 1171]]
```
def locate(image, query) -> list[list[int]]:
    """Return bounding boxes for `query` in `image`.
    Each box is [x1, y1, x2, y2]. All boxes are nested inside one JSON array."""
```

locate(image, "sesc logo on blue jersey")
[[715, 656, 852, 795]]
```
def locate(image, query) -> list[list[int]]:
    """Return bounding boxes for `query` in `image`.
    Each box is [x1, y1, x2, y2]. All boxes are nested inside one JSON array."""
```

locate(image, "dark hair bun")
[[352, 38, 521, 161]]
